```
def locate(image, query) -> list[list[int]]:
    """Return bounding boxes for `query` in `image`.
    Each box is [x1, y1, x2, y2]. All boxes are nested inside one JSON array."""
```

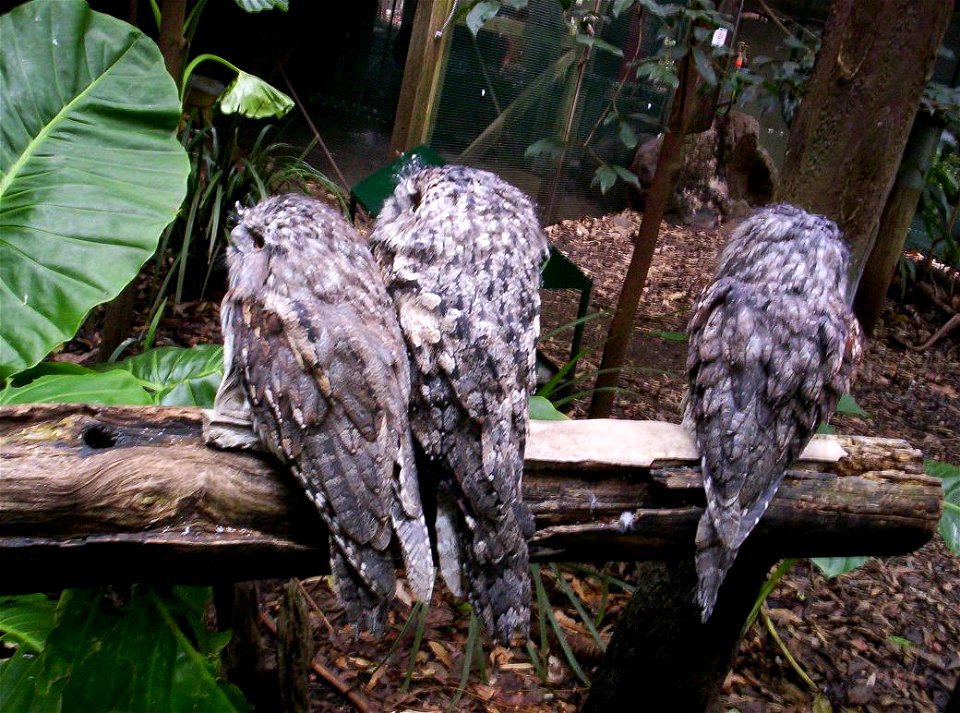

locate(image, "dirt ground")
[[70, 209, 959, 711]]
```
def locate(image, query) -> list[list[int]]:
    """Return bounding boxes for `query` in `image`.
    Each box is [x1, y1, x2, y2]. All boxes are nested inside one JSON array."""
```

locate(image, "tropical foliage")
[[0, 0, 190, 380]]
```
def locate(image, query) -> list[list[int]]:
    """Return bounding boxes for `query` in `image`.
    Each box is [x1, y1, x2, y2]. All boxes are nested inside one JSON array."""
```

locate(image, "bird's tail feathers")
[[695, 513, 740, 622], [392, 444, 436, 603], [435, 495, 466, 597], [734, 471, 788, 549], [329, 544, 389, 638], [438, 497, 532, 644], [393, 507, 436, 603], [465, 548, 531, 645], [464, 512, 532, 644]]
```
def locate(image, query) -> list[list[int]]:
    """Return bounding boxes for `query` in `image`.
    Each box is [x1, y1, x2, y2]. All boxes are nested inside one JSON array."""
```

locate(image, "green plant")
[[926, 460, 960, 554], [0, 342, 236, 711], [528, 0, 735, 195], [529, 564, 592, 687], [0, 346, 223, 407], [0, 2, 282, 707], [0, 338, 242, 711], [911, 143, 960, 275], [728, 33, 819, 125], [105, 0, 312, 353], [147, 121, 336, 309], [0, 0, 190, 381], [144, 27, 344, 310], [0, 587, 248, 713]]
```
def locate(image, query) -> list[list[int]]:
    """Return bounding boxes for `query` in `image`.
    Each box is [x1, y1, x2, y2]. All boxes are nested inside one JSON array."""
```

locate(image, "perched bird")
[[369, 165, 550, 643], [684, 204, 862, 621], [213, 193, 434, 636]]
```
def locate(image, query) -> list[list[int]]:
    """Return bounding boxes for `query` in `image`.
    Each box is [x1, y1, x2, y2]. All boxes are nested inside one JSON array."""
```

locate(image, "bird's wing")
[[370, 167, 547, 641], [392, 210, 544, 529], [686, 277, 840, 549], [226, 288, 408, 598]]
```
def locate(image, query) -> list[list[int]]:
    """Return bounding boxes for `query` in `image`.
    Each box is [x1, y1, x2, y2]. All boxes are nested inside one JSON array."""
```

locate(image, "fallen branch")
[[912, 312, 960, 351], [0, 404, 941, 590]]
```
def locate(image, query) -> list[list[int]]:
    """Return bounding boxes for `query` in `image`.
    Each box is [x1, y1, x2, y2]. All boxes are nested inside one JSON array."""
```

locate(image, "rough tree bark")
[[0, 404, 942, 707], [0, 404, 941, 589], [582, 553, 774, 712], [777, 0, 952, 290]]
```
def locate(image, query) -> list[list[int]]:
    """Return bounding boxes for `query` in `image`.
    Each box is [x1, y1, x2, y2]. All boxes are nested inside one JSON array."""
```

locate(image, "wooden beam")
[[0, 404, 941, 590], [388, 0, 455, 156]]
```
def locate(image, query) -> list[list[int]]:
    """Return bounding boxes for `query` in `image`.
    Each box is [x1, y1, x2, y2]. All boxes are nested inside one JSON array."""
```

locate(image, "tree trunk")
[[854, 112, 943, 335], [217, 581, 280, 713], [588, 53, 700, 418], [97, 283, 138, 362], [277, 581, 313, 713], [582, 553, 774, 712], [777, 0, 951, 290], [157, 0, 188, 83]]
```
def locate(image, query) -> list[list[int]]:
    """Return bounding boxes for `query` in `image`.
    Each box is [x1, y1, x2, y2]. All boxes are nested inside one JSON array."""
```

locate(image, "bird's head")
[[718, 203, 852, 298], [229, 193, 328, 256]]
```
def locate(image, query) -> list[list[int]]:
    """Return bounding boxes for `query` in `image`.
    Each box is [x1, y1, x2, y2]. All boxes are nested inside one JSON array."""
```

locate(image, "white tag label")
[[711, 27, 729, 47]]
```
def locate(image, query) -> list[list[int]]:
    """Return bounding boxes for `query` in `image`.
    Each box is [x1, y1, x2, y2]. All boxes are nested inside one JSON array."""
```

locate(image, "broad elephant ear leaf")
[[234, 0, 289, 12], [0, 0, 189, 381], [0, 370, 153, 406], [112, 345, 224, 407]]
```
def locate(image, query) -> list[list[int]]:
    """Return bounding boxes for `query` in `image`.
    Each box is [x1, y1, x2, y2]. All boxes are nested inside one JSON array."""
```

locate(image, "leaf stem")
[[761, 607, 818, 692]]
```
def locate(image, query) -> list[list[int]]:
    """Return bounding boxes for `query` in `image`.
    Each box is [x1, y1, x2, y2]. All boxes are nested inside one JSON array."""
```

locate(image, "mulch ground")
[[68, 209, 959, 711]]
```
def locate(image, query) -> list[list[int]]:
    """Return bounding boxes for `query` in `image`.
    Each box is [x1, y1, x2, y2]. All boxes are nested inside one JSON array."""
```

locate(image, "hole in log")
[[82, 425, 118, 449]]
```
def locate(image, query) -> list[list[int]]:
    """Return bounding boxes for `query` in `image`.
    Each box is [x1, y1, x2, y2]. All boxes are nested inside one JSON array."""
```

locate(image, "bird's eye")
[[252, 231, 265, 249], [409, 190, 422, 211]]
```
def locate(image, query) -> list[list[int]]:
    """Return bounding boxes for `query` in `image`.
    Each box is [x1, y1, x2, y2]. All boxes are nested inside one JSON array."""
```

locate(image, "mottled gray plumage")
[[684, 204, 862, 621], [369, 165, 550, 643], [214, 193, 434, 635]]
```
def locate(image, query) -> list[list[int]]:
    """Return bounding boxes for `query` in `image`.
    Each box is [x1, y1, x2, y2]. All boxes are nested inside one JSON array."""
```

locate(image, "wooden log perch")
[[0, 404, 942, 591]]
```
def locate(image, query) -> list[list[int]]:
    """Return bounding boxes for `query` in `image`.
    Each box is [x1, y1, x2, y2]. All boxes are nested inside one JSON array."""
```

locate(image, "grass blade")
[[532, 564, 591, 686], [742, 558, 797, 635], [399, 601, 429, 693], [550, 564, 606, 652], [446, 612, 480, 712]]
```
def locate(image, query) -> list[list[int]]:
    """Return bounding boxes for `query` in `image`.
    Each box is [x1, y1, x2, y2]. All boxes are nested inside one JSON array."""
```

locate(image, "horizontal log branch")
[[0, 404, 942, 590]]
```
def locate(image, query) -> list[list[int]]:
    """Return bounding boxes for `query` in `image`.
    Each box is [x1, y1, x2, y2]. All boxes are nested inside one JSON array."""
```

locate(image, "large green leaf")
[[0, 0, 189, 381], [0, 646, 52, 713], [0, 346, 224, 406], [466, 0, 501, 36], [218, 70, 294, 120], [0, 370, 153, 406], [235, 0, 289, 11], [926, 460, 960, 554], [529, 394, 570, 421], [811, 555, 870, 578], [20, 587, 248, 713], [112, 345, 224, 407], [0, 595, 57, 653]]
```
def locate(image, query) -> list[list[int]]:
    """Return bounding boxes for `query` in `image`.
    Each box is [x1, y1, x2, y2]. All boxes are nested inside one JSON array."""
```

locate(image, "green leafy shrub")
[[926, 460, 960, 554], [1, 588, 248, 713], [912, 144, 960, 270], [0, 2, 245, 707]]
